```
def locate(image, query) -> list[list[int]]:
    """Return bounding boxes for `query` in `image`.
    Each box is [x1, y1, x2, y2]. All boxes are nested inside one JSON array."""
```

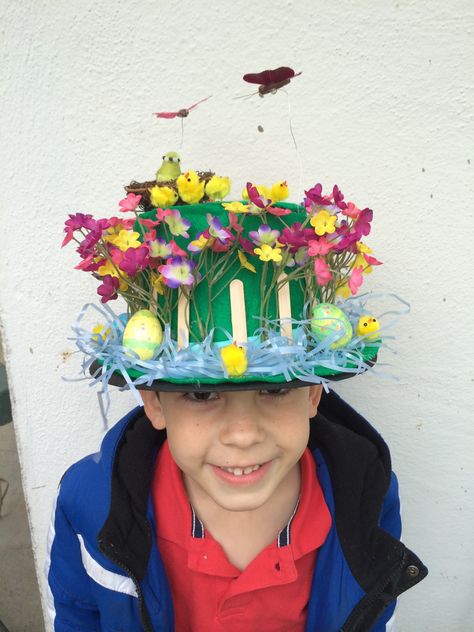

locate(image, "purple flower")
[[304, 183, 332, 209], [158, 256, 196, 289], [279, 222, 314, 252], [62, 213, 97, 247], [207, 214, 232, 243], [148, 237, 172, 259], [97, 275, 119, 303], [353, 208, 373, 239], [332, 185, 347, 210], [248, 224, 280, 246], [118, 246, 150, 276]]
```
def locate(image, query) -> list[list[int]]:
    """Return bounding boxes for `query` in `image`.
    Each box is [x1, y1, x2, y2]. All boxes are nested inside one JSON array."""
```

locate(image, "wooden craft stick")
[[277, 274, 293, 339], [229, 279, 247, 343], [177, 291, 189, 349]]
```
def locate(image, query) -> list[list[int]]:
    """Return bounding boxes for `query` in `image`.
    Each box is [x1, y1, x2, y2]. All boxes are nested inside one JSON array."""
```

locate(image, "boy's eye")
[[260, 388, 291, 397], [186, 391, 218, 402]]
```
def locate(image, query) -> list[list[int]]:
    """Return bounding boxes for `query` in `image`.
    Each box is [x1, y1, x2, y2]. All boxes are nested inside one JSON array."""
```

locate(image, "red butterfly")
[[243, 66, 302, 97], [153, 96, 211, 119]]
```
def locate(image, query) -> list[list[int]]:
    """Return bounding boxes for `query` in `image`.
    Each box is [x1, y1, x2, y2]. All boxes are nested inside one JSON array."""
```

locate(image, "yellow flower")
[[189, 234, 209, 252], [92, 323, 111, 342], [105, 229, 141, 251], [254, 244, 282, 263], [336, 283, 351, 299], [97, 260, 129, 291], [310, 210, 337, 236], [151, 273, 165, 295], [354, 242, 374, 274], [238, 250, 256, 273], [222, 201, 249, 214]]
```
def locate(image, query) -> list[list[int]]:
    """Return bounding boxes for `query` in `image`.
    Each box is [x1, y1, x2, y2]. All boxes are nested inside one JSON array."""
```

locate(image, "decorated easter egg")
[[356, 315, 380, 341], [311, 303, 353, 349], [122, 310, 163, 360]]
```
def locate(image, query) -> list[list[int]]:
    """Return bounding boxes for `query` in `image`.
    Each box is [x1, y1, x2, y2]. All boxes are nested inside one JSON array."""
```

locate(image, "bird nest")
[[125, 171, 215, 208]]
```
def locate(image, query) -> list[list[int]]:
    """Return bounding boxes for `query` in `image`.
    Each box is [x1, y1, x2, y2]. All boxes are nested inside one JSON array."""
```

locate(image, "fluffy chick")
[[176, 171, 205, 204], [156, 152, 181, 183], [205, 175, 231, 201], [356, 315, 380, 340], [149, 185, 178, 208], [270, 180, 289, 202], [220, 343, 248, 377]]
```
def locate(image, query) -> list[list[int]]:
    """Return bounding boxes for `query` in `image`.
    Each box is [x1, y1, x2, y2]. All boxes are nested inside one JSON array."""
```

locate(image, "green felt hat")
[[68, 177, 382, 393]]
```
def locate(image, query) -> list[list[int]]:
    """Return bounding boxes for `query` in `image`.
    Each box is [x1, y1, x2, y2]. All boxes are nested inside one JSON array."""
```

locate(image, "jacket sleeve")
[[370, 472, 401, 632], [46, 489, 101, 631]]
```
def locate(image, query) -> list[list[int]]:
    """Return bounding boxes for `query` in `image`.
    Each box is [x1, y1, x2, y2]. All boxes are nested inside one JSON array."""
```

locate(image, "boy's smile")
[[142, 386, 323, 517]]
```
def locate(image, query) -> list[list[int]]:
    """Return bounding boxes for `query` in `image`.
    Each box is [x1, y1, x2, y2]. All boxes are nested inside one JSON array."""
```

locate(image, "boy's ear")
[[140, 390, 166, 430], [308, 385, 324, 418]]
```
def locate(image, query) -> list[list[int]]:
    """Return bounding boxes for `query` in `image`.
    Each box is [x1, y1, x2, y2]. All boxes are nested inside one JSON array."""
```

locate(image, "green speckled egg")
[[122, 310, 163, 360], [311, 303, 353, 349]]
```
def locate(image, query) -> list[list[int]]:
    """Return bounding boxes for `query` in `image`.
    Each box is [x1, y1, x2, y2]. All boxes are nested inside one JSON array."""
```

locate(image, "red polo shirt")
[[152, 442, 331, 632]]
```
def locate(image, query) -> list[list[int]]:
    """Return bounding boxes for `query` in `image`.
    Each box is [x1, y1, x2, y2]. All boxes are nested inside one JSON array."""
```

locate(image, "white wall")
[[1, 1, 473, 630]]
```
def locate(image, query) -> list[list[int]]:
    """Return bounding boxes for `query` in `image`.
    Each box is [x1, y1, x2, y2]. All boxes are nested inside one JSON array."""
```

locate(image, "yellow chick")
[[220, 342, 248, 377], [270, 180, 289, 203], [176, 171, 205, 204], [149, 185, 178, 208], [205, 175, 231, 201], [356, 315, 380, 341], [241, 184, 271, 201]]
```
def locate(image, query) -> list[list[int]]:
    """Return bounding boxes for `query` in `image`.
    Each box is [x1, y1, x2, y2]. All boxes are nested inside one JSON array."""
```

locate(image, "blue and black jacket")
[[46, 390, 427, 631]]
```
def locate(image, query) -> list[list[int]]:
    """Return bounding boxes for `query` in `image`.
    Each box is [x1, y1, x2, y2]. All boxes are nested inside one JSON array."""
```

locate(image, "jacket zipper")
[[341, 552, 407, 632], [98, 539, 154, 632]]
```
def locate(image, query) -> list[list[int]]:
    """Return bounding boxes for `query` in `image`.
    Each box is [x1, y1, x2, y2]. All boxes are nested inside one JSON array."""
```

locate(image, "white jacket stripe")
[[45, 493, 58, 625], [77, 534, 138, 597], [385, 612, 396, 631]]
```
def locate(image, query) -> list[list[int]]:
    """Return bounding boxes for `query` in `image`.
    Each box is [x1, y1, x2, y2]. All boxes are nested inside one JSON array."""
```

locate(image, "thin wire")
[[284, 89, 304, 203], [180, 117, 184, 149]]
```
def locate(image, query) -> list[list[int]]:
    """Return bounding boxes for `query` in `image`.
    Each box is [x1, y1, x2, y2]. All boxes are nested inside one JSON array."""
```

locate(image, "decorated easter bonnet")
[[64, 163, 391, 396], [63, 69, 402, 397]]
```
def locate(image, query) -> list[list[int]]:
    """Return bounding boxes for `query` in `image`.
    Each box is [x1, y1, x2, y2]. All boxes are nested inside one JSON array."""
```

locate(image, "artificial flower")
[[294, 247, 309, 266], [118, 193, 142, 213], [150, 273, 165, 295], [148, 237, 172, 259], [164, 210, 191, 238], [254, 244, 282, 263], [246, 182, 271, 209], [348, 266, 364, 295], [228, 212, 244, 233], [156, 208, 173, 221], [207, 214, 232, 243], [332, 185, 347, 210], [238, 250, 256, 273], [62, 213, 96, 247], [222, 201, 249, 213], [353, 208, 373, 239], [353, 242, 382, 274], [307, 236, 334, 257], [169, 241, 188, 257], [304, 183, 332, 209], [310, 210, 337, 236], [248, 224, 280, 246], [105, 229, 141, 251], [158, 256, 197, 288], [139, 217, 162, 230], [74, 255, 102, 272], [314, 258, 332, 286], [188, 233, 209, 253], [342, 202, 361, 219], [97, 275, 120, 303], [279, 223, 314, 252], [118, 246, 150, 276]]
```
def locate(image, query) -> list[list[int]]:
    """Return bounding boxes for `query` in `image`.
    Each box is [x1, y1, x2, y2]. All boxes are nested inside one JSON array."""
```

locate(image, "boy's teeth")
[[221, 464, 261, 476]]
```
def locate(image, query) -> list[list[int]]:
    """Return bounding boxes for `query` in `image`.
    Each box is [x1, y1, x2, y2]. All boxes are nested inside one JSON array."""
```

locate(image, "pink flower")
[[169, 241, 188, 257], [228, 213, 244, 233], [139, 217, 161, 229], [118, 193, 142, 213], [304, 183, 332, 209], [353, 208, 373, 239], [156, 208, 173, 221], [307, 236, 333, 257], [348, 266, 364, 295], [97, 275, 119, 303], [74, 255, 103, 272], [279, 223, 314, 252], [266, 206, 291, 216], [246, 182, 271, 209], [332, 185, 347, 210], [62, 213, 96, 247], [314, 258, 332, 286], [116, 246, 150, 276], [342, 202, 361, 219]]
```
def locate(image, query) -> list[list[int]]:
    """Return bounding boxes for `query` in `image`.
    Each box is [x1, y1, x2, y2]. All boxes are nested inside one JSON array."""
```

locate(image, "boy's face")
[[142, 386, 323, 514]]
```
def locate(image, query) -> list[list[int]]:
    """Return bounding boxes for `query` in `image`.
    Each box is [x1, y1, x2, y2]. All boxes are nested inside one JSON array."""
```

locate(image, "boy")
[[48, 169, 427, 630]]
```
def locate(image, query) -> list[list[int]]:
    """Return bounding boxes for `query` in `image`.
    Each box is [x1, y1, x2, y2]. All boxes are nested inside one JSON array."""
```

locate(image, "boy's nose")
[[218, 408, 266, 449]]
